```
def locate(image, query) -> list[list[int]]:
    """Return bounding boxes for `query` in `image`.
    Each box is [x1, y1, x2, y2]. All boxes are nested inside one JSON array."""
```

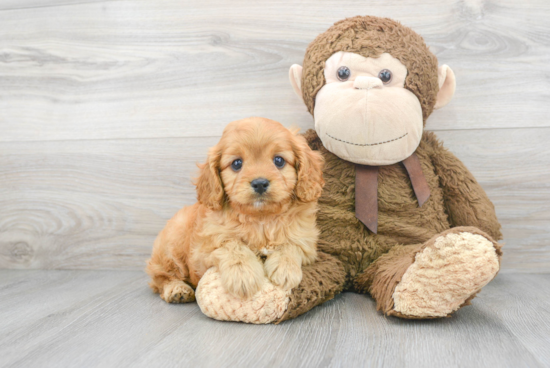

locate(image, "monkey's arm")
[[195, 251, 345, 324], [426, 132, 502, 240], [276, 251, 346, 323]]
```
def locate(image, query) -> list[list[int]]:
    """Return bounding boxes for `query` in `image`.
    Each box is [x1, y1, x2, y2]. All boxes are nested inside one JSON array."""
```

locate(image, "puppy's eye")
[[231, 159, 243, 171], [378, 69, 392, 84], [337, 66, 351, 81], [273, 156, 285, 168]]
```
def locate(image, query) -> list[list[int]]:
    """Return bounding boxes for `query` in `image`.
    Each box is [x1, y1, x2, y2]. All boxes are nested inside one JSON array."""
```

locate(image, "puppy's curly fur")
[[146, 117, 325, 303]]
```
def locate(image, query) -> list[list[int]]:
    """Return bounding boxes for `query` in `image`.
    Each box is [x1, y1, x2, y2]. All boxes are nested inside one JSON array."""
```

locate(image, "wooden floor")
[[1, 270, 549, 368]]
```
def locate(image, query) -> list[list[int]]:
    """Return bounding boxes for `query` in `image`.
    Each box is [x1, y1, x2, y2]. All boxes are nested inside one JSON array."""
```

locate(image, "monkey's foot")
[[391, 227, 501, 318], [196, 267, 291, 324], [162, 280, 196, 303]]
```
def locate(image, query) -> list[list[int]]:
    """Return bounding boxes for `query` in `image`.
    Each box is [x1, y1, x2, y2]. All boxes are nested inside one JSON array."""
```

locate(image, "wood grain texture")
[[0, 270, 548, 368], [0, 0, 549, 143], [1, 128, 550, 272], [0, 136, 218, 270], [0, 0, 106, 11], [1, 0, 549, 272]]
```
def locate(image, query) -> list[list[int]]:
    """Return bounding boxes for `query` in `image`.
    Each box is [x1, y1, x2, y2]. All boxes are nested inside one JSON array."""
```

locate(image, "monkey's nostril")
[[251, 178, 270, 195]]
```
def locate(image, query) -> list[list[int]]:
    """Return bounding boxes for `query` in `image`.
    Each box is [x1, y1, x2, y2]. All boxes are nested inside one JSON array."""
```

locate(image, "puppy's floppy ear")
[[292, 133, 325, 202], [195, 145, 225, 210]]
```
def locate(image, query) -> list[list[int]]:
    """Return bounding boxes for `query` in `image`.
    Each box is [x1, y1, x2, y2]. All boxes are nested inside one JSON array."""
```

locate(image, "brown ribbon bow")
[[355, 153, 430, 234]]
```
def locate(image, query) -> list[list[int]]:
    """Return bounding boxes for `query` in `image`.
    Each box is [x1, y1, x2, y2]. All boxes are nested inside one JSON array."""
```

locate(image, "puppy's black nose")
[[251, 178, 270, 195]]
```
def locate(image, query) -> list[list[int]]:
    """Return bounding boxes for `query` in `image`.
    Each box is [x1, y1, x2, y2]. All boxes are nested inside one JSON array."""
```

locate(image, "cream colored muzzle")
[[313, 80, 424, 166], [353, 76, 383, 90]]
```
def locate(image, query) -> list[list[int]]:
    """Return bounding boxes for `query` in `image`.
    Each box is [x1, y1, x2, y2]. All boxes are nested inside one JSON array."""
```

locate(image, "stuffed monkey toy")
[[196, 15, 502, 323]]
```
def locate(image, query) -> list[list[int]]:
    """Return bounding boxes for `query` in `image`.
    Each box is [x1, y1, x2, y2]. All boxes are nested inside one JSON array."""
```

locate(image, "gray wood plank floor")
[[1, 270, 549, 368]]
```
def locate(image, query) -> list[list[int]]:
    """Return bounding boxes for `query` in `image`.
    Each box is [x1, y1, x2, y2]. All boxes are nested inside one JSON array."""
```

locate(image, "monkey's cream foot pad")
[[196, 268, 291, 324], [392, 230, 501, 318]]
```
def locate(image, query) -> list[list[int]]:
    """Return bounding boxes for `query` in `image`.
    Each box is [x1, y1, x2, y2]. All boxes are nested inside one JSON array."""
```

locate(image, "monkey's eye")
[[273, 156, 286, 169], [337, 66, 351, 81], [231, 159, 243, 171], [378, 69, 392, 84]]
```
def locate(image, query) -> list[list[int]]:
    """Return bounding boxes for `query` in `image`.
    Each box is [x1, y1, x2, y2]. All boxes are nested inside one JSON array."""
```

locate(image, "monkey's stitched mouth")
[[326, 132, 408, 146]]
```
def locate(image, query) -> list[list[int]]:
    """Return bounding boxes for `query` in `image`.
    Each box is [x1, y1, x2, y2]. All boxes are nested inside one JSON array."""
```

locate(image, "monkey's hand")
[[196, 252, 345, 324]]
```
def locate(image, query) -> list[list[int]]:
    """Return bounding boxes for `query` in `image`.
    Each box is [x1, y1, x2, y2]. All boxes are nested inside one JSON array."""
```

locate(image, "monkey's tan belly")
[[315, 146, 451, 289]]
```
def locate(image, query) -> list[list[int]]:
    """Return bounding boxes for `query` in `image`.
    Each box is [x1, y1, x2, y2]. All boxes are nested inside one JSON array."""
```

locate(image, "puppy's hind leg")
[[161, 279, 196, 304], [146, 204, 200, 304], [146, 261, 196, 304], [146, 254, 196, 304]]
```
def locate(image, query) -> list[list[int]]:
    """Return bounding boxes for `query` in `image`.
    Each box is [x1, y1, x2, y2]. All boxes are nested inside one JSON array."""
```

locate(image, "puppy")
[[146, 117, 325, 303]]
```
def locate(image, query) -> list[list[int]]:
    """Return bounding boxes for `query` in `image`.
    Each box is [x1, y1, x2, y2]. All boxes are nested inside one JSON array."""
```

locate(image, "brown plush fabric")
[[426, 133, 503, 240], [301, 16, 439, 122], [276, 252, 346, 323], [296, 129, 503, 318], [354, 226, 502, 318], [278, 16, 502, 321], [354, 243, 423, 313], [303, 129, 450, 287]]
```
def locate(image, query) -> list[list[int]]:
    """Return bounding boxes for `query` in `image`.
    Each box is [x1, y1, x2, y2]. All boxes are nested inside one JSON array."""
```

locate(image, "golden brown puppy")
[[146, 117, 325, 303]]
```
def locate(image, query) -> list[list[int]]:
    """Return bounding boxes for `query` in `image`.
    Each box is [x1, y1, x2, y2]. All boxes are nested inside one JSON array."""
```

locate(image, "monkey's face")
[[313, 52, 423, 166]]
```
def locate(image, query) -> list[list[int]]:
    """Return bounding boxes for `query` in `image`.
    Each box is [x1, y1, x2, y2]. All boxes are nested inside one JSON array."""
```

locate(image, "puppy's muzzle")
[[251, 178, 270, 195]]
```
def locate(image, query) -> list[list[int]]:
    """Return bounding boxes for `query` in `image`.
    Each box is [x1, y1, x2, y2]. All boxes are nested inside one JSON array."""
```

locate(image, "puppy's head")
[[195, 117, 324, 215]]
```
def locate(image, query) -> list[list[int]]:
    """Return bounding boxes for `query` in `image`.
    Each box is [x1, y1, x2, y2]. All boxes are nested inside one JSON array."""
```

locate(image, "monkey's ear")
[[289, 64, 303, 102], [434, 65, 456, 110]]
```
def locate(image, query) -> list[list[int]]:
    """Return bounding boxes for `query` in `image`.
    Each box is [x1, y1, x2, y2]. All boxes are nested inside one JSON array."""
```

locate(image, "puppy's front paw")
[[265, 256, 303, 291], [220, 260, 265, 299]]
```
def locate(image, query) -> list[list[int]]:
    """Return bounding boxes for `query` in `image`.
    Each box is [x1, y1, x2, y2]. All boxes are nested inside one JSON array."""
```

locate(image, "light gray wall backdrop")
[[0, 0, 549, 272]]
